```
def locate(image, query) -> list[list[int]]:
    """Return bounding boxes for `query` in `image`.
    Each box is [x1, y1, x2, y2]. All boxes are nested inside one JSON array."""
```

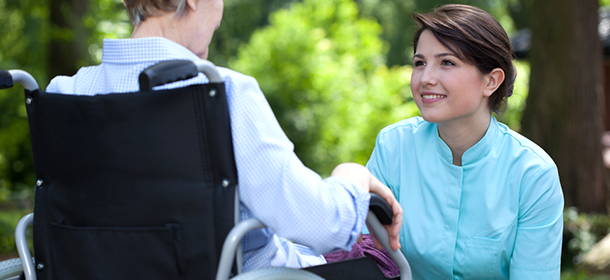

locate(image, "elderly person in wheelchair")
[[0, 0, 411, 279]]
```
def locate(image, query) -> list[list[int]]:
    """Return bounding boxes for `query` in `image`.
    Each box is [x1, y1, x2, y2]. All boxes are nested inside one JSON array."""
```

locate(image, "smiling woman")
[[411, 30, 501, 141], [365, 4, 564, 280]]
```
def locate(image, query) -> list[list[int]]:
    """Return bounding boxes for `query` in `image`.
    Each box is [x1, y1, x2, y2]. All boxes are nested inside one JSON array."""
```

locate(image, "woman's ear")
[[186, 0, 198, 11], [483, 68, 505, 97]]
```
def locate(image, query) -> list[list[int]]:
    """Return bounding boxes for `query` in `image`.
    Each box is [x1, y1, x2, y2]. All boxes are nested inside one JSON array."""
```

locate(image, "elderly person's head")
[[124, 0, 223, 59]]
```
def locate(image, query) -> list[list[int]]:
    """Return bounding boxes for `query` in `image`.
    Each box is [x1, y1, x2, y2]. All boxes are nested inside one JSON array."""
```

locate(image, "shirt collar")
[[101, 37, 200, 64], [435, 116, 498, 166]]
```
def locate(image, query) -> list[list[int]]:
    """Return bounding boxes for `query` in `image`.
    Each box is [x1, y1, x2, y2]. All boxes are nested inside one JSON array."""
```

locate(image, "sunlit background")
[[0, 0, 608, 278]]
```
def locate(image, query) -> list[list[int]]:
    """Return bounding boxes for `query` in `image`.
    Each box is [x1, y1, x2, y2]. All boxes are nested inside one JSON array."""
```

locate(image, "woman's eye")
[[414, 60, 426, 67], [441, 59, 455, 66]]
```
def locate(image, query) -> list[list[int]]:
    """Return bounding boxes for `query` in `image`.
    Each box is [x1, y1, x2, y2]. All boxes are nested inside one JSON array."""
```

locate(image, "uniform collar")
[[435, 116, 498, 166]]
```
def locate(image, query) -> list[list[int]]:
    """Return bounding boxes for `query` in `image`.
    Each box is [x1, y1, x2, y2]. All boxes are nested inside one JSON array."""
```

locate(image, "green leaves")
[[0, 0, 49, 203], [230, 0, 418, 175]]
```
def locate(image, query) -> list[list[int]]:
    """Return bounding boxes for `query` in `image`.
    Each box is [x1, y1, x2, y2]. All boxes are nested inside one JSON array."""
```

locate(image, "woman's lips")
[[421, 93, 447, 104]]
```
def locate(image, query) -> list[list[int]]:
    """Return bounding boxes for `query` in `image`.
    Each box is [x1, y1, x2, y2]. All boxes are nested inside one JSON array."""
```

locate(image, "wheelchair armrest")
[[138, 60, 222, 92]]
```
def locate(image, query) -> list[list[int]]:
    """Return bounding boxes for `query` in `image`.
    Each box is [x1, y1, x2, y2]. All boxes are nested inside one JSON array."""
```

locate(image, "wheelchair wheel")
[[230, 267, 324, 280], [0, 258, 24, 280]]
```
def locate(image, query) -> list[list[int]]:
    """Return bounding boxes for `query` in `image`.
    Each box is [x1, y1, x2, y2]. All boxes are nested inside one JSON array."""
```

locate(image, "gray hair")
[[124, 0, 189, 25]]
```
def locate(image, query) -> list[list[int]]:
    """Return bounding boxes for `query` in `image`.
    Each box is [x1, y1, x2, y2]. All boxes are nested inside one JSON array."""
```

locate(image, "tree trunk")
[[521, 0, 608, 213], [48, 0, 89, 78]]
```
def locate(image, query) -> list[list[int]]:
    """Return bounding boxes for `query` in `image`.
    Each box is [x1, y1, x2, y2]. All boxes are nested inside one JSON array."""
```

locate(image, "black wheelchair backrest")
[[24, 60, 237, 280]]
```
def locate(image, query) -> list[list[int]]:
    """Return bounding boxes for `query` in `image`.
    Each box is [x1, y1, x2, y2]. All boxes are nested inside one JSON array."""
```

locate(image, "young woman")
[[366, 4, 564, 279]]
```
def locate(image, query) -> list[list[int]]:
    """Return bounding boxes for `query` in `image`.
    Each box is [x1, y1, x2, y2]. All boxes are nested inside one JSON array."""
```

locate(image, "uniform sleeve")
[[226, 74, 370, 255], [366, 131, 399, 200], [509, 165, 564, 279]]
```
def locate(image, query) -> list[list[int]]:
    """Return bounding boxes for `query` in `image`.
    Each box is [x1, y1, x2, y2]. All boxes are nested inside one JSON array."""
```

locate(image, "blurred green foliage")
[[562, 270, 610, 280], [85, 0, 132, 63], [498, 60, 529, 131], [355, 0, 517, 66], [563, 207, 610, 271], [0, 0, 48, 205], [0, 209, 32, 258], [230, 0, 419, 174], [209, 0, 294, 67]]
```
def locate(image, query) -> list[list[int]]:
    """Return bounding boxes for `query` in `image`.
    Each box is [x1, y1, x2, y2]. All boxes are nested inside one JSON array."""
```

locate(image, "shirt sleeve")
[[226, 73, 370, 255], [509, 165, 564, 279], [46, 75, 74, 93]]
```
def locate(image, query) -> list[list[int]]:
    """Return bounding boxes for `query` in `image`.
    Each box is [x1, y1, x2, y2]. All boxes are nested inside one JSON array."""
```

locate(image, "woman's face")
[[411, 30, 492, 126]]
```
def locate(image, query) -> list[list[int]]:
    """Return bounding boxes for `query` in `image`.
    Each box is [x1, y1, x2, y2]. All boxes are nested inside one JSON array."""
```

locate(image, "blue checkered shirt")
[[46, 37, 370, 272]]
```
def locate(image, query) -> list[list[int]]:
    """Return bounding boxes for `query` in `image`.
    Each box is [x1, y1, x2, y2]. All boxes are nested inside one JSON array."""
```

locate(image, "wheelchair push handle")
[[368, 193, 393, 225], [0, 70, 39, 91], [139, 60, 222, 92]]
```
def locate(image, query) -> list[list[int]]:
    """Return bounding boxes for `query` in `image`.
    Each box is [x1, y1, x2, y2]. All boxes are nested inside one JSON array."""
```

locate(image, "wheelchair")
[[0, 60, 412, 280]]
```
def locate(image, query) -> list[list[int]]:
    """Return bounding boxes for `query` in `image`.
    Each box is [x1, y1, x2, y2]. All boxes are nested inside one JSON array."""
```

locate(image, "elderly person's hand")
[[331, 163, 402, 251]]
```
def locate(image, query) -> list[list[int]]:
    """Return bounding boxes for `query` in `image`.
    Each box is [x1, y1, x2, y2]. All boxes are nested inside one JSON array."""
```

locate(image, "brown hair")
[[413, 4, 516, 114], [123, 0, 188, 25]]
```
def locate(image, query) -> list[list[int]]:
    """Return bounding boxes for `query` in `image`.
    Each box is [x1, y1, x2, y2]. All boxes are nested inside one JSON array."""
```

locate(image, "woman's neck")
[[437, 113, 491, 166]]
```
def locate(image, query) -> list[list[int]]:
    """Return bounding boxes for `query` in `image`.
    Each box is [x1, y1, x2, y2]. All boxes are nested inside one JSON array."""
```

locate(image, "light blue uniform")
[[366, 116, 563, 279]]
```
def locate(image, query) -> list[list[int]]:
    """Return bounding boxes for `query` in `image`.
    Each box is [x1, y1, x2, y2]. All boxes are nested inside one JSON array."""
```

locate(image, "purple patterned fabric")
[[323, 234, 400, 278]]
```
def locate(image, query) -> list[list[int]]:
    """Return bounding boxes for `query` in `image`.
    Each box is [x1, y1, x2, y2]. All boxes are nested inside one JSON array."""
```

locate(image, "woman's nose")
[[419, 66, 438, 86]]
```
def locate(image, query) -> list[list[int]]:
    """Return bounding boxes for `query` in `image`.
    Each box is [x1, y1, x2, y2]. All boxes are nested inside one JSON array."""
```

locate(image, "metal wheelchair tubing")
[[8, 70, 38, 91], [216, 218, 265, 280], [234, 186, 244, 274], [15, 213, 35, 280], [194, 60, 222, 83], [218, 210, 413, 280], [366, 211, 412, 280]]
